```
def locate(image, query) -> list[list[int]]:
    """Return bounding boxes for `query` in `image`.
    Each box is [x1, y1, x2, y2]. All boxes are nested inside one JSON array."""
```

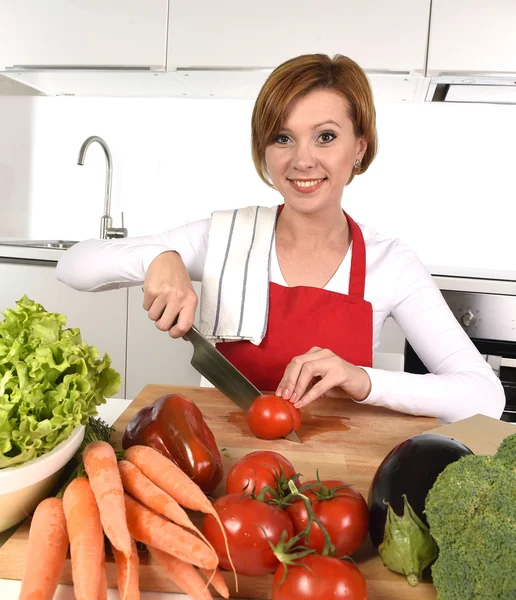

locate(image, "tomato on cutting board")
[[202, 493, 294, 576], [225, 450, 298, 499], [247, 394, 302, 440], [286, 479, 369, 557], [272, 554, 367, 600]]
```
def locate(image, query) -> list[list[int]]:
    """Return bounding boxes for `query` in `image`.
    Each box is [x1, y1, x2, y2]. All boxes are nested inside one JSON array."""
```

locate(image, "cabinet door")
[[168, 0, 430, 74], [428, 0, 516, 74], [125, 285, 201, 399], [0, 0, 168, 69], [0, 261, 127, 398]]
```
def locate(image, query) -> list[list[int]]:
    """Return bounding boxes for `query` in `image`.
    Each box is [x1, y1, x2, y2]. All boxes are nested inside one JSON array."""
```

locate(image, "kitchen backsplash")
[[0, 95, 515, 273]]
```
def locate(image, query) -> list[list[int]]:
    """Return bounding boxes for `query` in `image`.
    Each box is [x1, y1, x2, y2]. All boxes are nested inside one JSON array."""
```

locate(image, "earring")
[[354, 159, 362, 172]]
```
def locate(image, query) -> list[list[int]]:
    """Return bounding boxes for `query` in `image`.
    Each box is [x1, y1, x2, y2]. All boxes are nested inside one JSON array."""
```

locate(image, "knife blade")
[[183, 325, 302, 443]]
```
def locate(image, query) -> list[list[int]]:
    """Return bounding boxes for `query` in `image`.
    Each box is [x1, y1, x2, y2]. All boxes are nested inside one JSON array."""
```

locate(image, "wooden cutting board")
[[0, 384, 441, 599]]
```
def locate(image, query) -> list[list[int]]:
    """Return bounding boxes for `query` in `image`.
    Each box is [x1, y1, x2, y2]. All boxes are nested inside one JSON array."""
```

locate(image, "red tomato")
[[272, 554, 367, 600], [286, 480, 369, 557], [247, 394, 302, 440], [202, 493, 294, 576], [226, 451, 298, 498]]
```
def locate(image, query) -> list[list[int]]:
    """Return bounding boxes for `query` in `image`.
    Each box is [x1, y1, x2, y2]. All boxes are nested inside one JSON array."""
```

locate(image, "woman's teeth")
[[291, 179, 325, 188]]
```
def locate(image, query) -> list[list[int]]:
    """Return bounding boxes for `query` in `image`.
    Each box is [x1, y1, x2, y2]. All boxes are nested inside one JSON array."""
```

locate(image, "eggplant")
[[368, 433, 473, 548], [368, 433, 473, 586]]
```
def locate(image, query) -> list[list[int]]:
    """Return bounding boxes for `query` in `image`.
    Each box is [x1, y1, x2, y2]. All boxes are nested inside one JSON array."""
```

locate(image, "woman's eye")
[[275, 134, 291, 144], [318, 131, 336, 143]]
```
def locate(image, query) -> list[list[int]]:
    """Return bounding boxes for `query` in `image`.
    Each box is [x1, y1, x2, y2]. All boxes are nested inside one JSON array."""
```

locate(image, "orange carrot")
[[118, 460, 215, 551], [63, 477, 104, 600], [148, 546, 214, 600], [99, 543, 108, 600], [124, 494, 217, 570], [19, 497, 69, 600], [113, 538, 140, 600], [201, 568, 230, 599], [125, 445, 237, 589], [83, 440, 132, 558]]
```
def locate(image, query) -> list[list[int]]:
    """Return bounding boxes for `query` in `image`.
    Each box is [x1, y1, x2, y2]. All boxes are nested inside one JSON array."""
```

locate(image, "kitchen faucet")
[[77, 136, 128, 240]]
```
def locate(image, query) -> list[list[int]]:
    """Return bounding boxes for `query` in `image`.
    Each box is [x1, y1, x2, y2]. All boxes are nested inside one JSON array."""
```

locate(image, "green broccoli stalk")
[[425, 433, 516, 600], [379, 495, 438, 586]]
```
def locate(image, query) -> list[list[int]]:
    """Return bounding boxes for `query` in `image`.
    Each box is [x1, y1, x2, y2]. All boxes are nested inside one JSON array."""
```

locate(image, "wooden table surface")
[[0, 384, 441, 599]]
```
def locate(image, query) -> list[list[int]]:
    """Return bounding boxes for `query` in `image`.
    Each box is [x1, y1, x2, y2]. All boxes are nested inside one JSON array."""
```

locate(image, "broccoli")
[[425, 433, 516, 600], [494, 431, 516, 469]]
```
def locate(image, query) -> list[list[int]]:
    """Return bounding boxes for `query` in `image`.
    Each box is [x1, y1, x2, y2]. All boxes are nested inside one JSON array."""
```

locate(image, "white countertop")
[[0, 242, 65, 262], [427, 263, 516, 283], [0, 398, 252, 600], [432, 273, 516, 296], [1, 240, 516, 287]]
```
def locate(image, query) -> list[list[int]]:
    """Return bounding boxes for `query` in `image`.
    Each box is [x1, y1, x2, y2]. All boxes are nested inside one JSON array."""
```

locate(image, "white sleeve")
[[360, 242, 505, 423], [55, 219, 210, 291]]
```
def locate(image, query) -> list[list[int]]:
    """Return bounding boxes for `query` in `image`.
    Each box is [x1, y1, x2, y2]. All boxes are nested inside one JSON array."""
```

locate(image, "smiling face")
[[264, 89, 367, 213]]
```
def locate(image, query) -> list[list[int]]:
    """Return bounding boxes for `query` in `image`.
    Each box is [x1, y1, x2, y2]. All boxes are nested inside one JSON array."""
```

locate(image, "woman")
[[56, 54, 505, 423]]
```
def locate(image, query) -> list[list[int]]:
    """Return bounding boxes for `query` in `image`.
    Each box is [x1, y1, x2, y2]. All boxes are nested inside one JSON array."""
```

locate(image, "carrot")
[[125, 445, 237, 589], [113, 538, 140, 600], [99, 543, 108, 600], [19, 497, 69, 600], [148, 546, 214, 600], [118, 460, 215, 552], [83, 440, 132, 558], [63, 477, 104, 600], [124, 494, 217, 570], [201, 568, 230, 599]]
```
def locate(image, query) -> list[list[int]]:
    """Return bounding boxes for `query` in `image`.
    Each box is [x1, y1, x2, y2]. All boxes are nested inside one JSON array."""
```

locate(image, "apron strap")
[[346, 214, 367, 299]]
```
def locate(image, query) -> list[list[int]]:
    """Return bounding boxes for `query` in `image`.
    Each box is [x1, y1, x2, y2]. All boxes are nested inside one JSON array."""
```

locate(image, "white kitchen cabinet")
[[0, 0, 168, 69], [125, 284, 202, 399], [0, 260, 128, 398], [427, 0, 516, 75], [167, 0, 431, 74]]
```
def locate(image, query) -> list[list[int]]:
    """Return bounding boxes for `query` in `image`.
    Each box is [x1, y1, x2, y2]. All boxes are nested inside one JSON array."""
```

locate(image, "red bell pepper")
[[122, 394, 223, 494]]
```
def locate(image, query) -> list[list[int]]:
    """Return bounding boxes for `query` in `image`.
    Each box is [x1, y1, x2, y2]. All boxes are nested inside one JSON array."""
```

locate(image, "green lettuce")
[[0, 295, 121, 468]]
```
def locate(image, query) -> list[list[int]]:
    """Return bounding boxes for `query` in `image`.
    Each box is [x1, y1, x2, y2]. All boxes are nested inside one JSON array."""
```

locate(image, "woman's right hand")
[[143, 251, 198, 339]]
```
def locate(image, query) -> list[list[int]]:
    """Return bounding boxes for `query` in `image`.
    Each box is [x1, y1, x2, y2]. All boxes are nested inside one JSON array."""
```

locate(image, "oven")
[[404, 288, 516, 423]]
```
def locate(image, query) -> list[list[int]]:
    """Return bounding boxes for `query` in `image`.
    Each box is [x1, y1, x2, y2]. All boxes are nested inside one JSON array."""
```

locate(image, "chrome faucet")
[[77, 136, 128, 240]]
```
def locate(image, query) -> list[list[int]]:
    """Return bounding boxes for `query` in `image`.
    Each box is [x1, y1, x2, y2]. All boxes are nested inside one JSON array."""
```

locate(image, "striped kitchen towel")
[[199, 205, 279, 345]]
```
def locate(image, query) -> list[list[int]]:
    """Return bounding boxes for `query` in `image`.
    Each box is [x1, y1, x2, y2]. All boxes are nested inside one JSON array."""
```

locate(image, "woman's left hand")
[[276, 347, 372, 409]]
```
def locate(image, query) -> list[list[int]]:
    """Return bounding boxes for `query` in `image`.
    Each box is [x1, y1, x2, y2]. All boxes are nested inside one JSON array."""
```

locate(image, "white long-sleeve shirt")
[[56, 217, 506, 423]]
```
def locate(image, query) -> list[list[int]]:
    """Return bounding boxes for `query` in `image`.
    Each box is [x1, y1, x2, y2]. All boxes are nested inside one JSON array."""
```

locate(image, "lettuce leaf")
[[0, 295, 121, 468]]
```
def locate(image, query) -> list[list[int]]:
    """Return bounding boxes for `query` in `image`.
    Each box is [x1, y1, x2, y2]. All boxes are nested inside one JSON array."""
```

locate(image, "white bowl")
[[0, 424, 85, 532]]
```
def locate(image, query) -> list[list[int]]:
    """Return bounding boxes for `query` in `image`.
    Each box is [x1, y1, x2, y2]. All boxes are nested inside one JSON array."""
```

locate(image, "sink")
[[0, 240, 78, 250]]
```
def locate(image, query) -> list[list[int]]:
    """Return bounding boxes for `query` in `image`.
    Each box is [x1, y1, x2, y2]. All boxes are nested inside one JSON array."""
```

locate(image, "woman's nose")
[[291, 143, 316, 170]]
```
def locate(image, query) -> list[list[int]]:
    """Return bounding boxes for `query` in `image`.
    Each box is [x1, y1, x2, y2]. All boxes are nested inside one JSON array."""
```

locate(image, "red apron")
[[216, 212, 373, 391]]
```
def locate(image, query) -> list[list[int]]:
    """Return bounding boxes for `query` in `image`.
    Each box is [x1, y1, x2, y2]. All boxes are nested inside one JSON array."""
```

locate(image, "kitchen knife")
[[183, 325, 302, 443]]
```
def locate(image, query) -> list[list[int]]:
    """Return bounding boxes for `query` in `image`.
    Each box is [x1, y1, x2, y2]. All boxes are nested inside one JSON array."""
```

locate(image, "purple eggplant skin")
[[368, 433, 473, 548]]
